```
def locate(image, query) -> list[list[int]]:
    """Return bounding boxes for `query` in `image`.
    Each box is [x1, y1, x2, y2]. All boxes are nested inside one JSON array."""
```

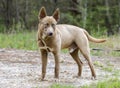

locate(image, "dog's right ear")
[[38, 7, 47, 20]]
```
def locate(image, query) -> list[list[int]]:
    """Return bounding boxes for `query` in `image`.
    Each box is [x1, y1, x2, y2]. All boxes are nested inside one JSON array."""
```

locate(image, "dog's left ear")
[[52, 8, 60, 22]]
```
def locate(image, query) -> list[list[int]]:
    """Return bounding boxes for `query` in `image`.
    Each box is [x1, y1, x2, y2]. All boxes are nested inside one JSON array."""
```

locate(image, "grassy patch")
[[62, 49, 68, 53], [0, 31, 119, 57], [81, 78, 120, 88], [90, 35, 120, 57], [109, 51, 120, 57], [94, 61, 104, 67], [50, 84, 74, 88], [0, 31, 38, 50], [102, 67, 113, 72], [49, 78, 120, 88], [94, 61, 114, 72], [112, 70, 120, 77]]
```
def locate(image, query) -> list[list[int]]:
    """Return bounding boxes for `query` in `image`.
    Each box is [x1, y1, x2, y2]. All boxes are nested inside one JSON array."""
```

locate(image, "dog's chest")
[[44, 38, 57, 48]]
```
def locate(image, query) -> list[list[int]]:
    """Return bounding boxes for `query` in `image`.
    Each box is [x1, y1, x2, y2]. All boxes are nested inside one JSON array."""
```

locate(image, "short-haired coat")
[[37, 7, 106, 80]]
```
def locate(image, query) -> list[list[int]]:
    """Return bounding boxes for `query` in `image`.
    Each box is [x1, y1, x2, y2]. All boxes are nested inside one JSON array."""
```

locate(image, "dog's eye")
[[44, 23, 49, 28], [52, 24, 55, 27]]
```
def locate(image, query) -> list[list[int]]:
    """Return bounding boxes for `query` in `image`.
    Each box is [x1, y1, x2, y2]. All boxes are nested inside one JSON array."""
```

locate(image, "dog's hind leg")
[[76, 41, 96, 79], [83, 51, 96, 79], [69, 48, 83, 77], [40, 50, 48, 80]]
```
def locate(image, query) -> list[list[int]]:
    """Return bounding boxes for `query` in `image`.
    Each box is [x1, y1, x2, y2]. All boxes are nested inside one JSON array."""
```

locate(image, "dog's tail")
[[84, 30, 106, 43]]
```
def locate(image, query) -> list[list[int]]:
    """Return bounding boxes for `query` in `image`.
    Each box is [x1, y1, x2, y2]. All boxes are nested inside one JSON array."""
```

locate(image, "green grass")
[[94, 61, 104, 67], [50, 78, 120, 88], [81, 78, 120, 88], [0, 31, 119, 57], [50, 84, 74, 88], [90, 35, 120, 57], [112, 70, 120, 77], [0, 31, 38, 50], [94, 61, 114, 72]]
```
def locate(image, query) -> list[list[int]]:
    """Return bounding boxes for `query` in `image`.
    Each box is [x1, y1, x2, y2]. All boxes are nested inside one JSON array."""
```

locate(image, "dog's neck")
[[39, 32, 57, 52], [39, 37, 54, 52]]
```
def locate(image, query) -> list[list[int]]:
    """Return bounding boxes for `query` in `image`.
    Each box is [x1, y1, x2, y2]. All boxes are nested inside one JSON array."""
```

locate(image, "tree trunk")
[[14, 0, 19, 30], [4, 0, 13, 30], [24, 0, 29, 29], [118, 1, 120, 33], [105, 0, 114, 36], [82, 0, 87, 28]]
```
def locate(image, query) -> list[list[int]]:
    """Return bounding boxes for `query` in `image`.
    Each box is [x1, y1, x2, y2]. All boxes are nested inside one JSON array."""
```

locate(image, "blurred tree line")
[[0, 0, 120, 36]]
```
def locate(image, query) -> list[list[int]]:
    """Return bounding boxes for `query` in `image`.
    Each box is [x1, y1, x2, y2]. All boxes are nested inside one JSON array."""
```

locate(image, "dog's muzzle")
[[48, 32, 53, 36]]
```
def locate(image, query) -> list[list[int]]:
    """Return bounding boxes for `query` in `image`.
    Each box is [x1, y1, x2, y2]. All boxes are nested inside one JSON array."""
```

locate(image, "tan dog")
[[37, 7, 106, 80]]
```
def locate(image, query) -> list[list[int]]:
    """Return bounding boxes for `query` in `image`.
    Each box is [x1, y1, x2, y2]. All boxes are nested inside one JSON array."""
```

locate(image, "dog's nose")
[[48, 32, 53, 36]]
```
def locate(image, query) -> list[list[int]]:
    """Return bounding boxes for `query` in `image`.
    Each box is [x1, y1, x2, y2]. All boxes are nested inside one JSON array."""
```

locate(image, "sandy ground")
[[0, 48, 120, 88]]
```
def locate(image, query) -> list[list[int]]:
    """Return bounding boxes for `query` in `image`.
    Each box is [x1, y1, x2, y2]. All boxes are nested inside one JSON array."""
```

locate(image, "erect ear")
[[52, 8, 60, 22], [38, 7, 47, 20]]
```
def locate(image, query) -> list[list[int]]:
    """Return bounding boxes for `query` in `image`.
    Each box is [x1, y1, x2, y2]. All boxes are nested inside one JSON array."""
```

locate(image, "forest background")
[[0, 0, 120, 36]]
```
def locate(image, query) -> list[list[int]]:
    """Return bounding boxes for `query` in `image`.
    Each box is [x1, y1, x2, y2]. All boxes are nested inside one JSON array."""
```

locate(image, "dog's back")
[[56, 24, 106, 49]]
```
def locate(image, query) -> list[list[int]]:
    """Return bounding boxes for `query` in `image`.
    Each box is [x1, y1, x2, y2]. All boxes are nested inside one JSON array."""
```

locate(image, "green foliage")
[[81, 78, 120, 88], [61, 13, 81, 27], [0, 24, 6, 33], [0, 0, 119, 34]]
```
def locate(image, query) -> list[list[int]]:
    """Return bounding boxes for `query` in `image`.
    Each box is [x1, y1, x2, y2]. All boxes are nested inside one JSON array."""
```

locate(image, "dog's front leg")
[[53, 51, 60, 78], [40, 50, 48, 80]]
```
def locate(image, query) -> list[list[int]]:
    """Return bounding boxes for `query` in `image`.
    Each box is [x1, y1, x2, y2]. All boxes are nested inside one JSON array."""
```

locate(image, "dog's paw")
[[51, 78, 60, 83], [38, 77, 48, 81], [91, 76, 97, 80], [73, 75, 83, 79]]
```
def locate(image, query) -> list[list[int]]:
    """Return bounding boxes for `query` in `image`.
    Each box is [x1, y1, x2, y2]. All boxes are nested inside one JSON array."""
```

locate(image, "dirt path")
[[0, 49, 120, 88]]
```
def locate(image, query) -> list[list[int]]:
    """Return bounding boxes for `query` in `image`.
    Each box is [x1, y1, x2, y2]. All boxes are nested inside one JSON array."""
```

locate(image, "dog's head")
[[38, 7, 60, 39]]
